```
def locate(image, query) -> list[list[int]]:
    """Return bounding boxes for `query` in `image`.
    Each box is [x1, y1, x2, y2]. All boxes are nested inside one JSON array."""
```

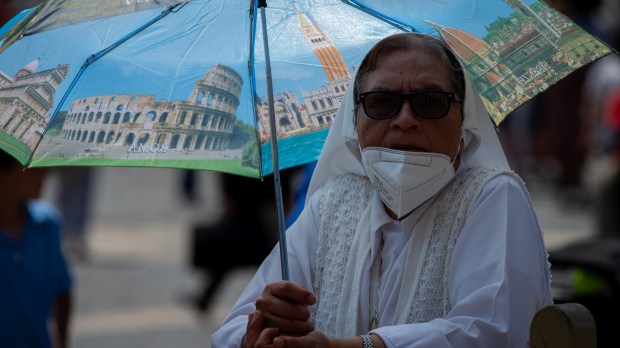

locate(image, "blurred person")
[[189, 173, 280, 313], [528, 68, 593, 202], [524, 0, 605, 205], [0, 151, 73, 348], [586, 56, 620, 237], [212, 33, 551, 347], [597, 80, 620, 237], [497, 99, 538, 180], [56, 167, 94, 262], [579, 11, 620, 237], [582, 54, 620, 156], [180, 169, 198, 203], [284, 161, 317, 228]]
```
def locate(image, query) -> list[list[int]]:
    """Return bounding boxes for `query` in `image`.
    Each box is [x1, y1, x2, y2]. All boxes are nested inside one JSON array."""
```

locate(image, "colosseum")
[[59, 64, 243, 155]]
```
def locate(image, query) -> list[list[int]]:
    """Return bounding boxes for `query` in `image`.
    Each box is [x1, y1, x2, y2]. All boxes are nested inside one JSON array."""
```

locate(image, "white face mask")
[[360, 146, 458, 219]]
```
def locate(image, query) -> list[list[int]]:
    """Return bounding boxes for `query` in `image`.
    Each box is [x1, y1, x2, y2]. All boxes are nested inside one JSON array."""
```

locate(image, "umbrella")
[[0, 0, 613, 279]]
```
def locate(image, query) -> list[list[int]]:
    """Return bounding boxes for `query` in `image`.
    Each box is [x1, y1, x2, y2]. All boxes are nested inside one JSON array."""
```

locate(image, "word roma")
[[128, 143, 169, 153]]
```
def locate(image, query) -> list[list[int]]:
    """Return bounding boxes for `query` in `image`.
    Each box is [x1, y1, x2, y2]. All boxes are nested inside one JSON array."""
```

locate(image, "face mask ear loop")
[[450, 139, 462, 167]]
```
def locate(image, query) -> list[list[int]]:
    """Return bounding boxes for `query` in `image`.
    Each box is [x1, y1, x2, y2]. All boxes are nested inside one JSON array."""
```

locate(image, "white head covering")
[[306, 36, 510, 202]]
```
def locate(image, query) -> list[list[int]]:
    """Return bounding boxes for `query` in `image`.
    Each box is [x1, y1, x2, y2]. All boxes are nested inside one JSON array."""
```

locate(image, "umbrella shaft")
[[260, 5, 289, 281]]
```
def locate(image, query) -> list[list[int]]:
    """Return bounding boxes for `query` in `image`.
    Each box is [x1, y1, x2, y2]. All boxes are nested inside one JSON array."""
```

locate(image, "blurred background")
[[1, 0, 619, 347]]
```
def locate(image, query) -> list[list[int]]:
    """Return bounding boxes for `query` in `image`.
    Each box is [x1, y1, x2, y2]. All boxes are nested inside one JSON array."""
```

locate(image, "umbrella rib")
[[83, 4, 186, 67]]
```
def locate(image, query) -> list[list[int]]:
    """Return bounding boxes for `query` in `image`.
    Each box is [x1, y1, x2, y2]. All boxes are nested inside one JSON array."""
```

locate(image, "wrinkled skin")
[[244, 310, 332, 348], [243, 281, 317, 347]]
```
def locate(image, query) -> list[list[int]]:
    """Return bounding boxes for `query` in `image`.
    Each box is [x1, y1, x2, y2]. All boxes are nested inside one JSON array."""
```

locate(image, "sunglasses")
[[357, 90, 462, 120]]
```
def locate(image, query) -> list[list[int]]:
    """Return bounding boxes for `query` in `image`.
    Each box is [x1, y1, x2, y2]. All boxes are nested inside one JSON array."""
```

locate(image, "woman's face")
[[355, 49, 464, 162]]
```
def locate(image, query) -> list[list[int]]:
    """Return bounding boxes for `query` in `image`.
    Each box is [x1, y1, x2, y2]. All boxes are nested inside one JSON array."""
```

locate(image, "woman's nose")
[[391, 100, 422, 129]]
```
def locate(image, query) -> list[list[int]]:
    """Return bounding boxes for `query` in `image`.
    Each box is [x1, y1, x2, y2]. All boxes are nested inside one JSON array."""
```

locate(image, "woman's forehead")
[[365, 50, 453, 89]]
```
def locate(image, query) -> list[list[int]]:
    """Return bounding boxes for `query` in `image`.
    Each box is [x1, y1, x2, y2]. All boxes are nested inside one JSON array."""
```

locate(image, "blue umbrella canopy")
[[0, 0, 612, 177]]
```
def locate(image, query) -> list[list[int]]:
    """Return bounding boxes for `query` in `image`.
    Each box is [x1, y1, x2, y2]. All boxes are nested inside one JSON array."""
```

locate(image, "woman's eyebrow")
[[364, 85, 451, 92]]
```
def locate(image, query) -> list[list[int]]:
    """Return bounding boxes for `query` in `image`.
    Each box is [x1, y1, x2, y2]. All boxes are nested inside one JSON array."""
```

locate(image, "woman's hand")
[[272, 331, 333, 348], [243, 311, 280, 348], [243, 281, 317, 347], [243, 309, 386, 348], [244, 317, 332, 348], [241, 311, 334, 348], [255, 280, 316, 335]]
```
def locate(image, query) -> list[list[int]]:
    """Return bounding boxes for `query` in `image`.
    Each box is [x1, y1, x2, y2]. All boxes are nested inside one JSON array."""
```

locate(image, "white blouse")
[[211, 174, 552, 347]]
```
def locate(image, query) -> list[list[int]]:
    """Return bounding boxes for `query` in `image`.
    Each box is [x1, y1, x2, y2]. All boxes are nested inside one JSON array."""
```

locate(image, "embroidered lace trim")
[[311, 167, 519, 336], [311, 173, 373, 337]]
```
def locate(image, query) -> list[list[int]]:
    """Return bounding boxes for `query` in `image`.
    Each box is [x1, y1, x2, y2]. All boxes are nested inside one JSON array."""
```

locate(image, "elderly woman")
[[212, 33, 551, 347]]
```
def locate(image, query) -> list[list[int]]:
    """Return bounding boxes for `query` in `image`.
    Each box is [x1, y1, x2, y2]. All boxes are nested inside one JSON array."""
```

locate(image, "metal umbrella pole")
[[258, 0, 290, 281]]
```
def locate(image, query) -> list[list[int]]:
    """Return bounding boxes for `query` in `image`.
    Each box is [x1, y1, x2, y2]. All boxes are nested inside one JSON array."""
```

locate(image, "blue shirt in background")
[[0, 200, 73, 348]]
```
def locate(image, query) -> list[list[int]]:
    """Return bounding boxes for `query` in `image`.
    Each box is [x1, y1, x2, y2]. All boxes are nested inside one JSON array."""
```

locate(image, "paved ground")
[[41, 164, 600, 348]]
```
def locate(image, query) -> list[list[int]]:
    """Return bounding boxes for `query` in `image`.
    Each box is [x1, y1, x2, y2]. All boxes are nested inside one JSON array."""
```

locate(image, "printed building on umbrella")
[[302, 78, 349, 127], [60, 64, 242, 153], [430, 22, 525, 118], [257, 7, 351, 141], [492, 0, 604, 80], [256, 92, 310, 138], [430, 0, 608, 120], [0, 59, 69, 149]]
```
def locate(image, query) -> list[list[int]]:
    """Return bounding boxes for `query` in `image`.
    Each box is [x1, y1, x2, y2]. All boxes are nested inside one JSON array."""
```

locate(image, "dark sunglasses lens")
[[412, 91, 450, 119], [363, 92, 401, 119]]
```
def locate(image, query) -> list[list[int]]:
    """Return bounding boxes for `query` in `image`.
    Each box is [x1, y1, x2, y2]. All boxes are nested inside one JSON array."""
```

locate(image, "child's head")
[[0, 151, 48, 202]]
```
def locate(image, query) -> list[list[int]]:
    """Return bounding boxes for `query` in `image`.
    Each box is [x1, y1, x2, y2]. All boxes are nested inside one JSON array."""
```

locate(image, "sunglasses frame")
[[357, 90, 462, 120]]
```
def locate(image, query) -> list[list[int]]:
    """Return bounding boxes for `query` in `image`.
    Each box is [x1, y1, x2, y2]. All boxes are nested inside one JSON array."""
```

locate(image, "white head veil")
[[306, 35, 510, 202]]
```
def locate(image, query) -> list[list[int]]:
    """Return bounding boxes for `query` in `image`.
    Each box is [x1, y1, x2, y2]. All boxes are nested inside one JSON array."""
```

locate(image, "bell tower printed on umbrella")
[[256, 7, 351, 143]]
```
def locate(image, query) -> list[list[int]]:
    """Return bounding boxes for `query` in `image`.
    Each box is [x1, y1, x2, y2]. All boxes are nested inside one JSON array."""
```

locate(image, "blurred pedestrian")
[[189, 173, 279, 313], [0, 151, 73, 348], [579, 6, 620, 238], [597, 78, 620, 237], [522, 0, 605, 206], [56, 167, 94, 262], [284, 161, 316, 228], [180, 169, 198, 203]]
